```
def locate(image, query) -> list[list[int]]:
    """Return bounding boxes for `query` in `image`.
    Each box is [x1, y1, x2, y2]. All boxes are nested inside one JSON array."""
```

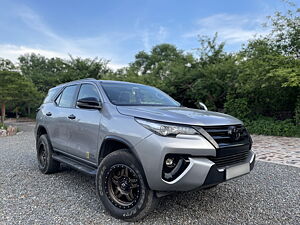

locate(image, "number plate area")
[[226, 163, 250, 180]]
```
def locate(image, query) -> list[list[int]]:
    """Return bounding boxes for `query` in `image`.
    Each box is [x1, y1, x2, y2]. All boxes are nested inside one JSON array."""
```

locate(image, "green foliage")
[[0, 71, 40, 106], [232, 39, 299, 118], [19, 54, 112, 94], [244, 117, 300, 137], [224, 96, 251, 119], [189, 36, 238, 110], [0, 122, 7, 130], [195, 33, 226, 63], [0, 58, 15, 71], [0, 71, 19, 104], [108, 44, 199, 107], [0, 71, 41, 122], [265, 0, 300, 58]]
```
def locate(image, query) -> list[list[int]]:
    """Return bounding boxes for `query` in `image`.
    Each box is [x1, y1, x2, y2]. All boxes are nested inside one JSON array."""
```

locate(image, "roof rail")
[[55, 78, 97, 88], [73, 78, 97, 82]]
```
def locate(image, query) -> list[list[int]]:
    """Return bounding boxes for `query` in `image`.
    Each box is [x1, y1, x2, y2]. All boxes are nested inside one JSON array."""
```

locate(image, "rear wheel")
[[96, 150, 158, 222], [37, 134, 60, 174]]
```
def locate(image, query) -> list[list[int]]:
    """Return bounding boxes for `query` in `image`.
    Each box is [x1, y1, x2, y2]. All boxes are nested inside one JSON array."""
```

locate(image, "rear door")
[[67, 83, 102, 162], [48, 84, 79, 153]]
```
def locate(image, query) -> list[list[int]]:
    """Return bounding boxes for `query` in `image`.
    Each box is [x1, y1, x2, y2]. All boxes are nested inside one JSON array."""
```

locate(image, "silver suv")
[[35, 78, 255, 221]]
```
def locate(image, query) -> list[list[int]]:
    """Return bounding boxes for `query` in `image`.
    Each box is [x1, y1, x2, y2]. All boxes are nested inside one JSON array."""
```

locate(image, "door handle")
[[68, 114, 76, 120], [46, 112, 52, 116]]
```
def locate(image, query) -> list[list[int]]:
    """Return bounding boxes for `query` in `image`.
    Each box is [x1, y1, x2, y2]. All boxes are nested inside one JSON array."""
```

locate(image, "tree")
[[187, 34, 239, 110], [128, 44, 189, 83], [64, 56, 112, 82], [225, 38, 299, 119], [0, 71, 20, 123], [19, 54, 67, 94], [121, 44, 197, 106], [265, 1, 300, 58], [195, 33, 226, 64], [0, 58, 15, 71], [0, 71, 40, 123], [18, 54, 112, 94]]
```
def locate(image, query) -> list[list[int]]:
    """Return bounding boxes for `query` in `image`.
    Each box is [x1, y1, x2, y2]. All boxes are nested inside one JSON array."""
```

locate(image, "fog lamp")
[[165, 158, 174, 167]]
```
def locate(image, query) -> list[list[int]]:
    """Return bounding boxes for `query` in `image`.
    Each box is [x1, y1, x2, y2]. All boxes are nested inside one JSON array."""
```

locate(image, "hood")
[[116, 106, 243, 126]]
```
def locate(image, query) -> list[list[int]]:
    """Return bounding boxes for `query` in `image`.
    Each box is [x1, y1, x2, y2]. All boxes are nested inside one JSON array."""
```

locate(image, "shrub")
[[244, 117, 300, 137], [224, 96, 251, 119]]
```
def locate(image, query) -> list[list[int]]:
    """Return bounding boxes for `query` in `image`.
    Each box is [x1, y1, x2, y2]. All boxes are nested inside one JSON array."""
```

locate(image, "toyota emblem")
[[228, 126, 243, 141]]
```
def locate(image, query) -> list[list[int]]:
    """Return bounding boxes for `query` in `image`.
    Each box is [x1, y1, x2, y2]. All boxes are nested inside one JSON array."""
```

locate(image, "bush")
[[244, 117, 300, 137], [224, 96, 251, 119]]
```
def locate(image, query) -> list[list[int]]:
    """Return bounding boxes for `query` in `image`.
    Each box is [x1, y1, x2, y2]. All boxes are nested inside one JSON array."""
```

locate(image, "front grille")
[[202, 125, 250, 148], [201, 125, 252, 168], [209, 150, 249, 168]]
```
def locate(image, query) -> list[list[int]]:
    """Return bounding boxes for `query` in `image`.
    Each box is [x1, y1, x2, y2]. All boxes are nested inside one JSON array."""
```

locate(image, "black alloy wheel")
[[105, 164, 140, 209], [96, 150, 158, 221], [36, 134, 60, 174], [37, 143, 47, 169]]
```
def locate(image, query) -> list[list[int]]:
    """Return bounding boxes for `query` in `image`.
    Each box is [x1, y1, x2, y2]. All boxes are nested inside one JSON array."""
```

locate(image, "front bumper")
[[134, 133, 255, 192], [201, 150, 255, 189], [159, 151, 255, 192]]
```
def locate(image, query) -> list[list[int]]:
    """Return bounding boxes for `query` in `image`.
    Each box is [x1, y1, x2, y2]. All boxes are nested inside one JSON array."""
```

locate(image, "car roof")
[[99, 80, 146, 86], [52, 78, 147, 90]]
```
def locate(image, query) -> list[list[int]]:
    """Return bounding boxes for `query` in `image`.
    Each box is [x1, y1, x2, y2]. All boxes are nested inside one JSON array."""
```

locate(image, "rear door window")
[[44, 88, 60, 103], [57, 85, 78, 108]]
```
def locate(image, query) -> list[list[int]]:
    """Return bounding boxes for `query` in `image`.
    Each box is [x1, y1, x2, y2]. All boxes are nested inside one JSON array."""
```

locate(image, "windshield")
[[101, 82, 180, 106]]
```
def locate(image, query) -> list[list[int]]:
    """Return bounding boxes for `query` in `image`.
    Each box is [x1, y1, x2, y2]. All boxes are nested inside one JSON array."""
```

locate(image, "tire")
[[36, 134, 60, 174], [96, 150, 158, 222]]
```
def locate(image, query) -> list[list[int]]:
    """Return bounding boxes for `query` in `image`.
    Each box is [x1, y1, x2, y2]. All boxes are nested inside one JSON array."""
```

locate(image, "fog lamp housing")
[[162, 154, 190, 182]]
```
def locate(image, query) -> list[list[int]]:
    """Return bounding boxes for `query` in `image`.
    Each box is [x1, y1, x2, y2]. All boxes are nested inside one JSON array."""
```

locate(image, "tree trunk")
[[15, 107, 19, 121], [28, 106, 31, 116], [1, 103, 5, 124]]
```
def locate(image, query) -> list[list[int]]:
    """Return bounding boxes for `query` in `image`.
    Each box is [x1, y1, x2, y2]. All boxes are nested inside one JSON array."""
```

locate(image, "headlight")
[[135, 118, 198, 137]]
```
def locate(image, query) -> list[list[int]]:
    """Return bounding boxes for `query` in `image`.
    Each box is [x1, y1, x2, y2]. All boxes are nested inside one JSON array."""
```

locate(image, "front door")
[[68, 83, 102, 163]]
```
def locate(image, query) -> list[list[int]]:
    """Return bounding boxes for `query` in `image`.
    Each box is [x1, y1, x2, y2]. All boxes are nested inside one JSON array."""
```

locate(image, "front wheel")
[[96, 150, 158, 222]]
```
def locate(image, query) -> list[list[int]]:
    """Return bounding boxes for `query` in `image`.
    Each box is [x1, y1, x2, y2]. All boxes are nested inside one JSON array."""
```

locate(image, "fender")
[[35, 125, 51, 144], [98, 135, 144, 171]]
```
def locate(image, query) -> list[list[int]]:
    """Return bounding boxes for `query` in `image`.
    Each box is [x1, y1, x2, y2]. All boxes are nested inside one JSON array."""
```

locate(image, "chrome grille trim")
[[193, 126, 219, 149]]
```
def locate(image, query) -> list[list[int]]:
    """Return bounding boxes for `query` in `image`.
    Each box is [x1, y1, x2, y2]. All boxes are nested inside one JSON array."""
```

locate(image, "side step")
[[52, 154, 97, 176]]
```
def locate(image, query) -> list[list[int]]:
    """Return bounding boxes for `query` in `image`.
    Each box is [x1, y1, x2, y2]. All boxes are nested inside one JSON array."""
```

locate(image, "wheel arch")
[[98, 135, 150, 189], [36, 125, 48, 142], [35, 125, 53, 148], [99, 136, 140, 163]]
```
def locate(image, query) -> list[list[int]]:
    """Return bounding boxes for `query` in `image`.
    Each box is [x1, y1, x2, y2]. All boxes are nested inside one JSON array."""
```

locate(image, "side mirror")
[[77, 97, 102, 109], [199, 102, 208, 111]]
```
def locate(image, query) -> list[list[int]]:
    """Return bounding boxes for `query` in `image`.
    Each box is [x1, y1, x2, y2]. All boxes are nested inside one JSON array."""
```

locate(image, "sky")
[[0, 0, 298, 69]]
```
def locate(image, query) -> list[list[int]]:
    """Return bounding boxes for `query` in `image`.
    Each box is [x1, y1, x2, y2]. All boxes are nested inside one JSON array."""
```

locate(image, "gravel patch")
[[252, 135, 300, 168], [0, 123, 299, 224]]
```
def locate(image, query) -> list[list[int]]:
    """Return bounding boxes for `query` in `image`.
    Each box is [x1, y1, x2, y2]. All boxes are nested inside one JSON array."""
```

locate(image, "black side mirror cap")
[[77, 97, 102, 109]]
